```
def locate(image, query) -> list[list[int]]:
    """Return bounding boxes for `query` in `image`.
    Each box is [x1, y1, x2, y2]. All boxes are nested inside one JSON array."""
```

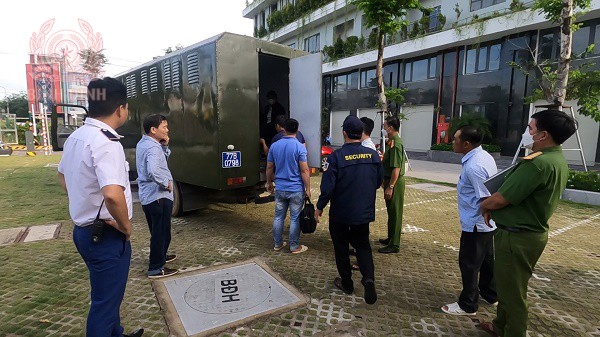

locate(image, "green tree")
[[0, 92, 29, 119], [352, 0, 423, 112], [532, 0, 591, 107], [79, 48, 107, 78]]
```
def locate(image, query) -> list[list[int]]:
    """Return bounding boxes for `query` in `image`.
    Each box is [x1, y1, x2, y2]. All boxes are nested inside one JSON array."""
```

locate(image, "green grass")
[[0, 154, 69, 229]]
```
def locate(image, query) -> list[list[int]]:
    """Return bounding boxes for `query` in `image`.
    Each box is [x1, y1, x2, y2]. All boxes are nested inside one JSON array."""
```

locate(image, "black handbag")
[[300, 197, 317, 234]]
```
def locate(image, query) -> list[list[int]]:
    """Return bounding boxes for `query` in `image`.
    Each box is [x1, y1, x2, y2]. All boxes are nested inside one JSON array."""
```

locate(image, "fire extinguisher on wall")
[[436, 115, 450, 144]]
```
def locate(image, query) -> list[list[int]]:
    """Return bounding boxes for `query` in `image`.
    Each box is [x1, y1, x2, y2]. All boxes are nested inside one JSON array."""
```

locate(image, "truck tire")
[[172, 180, 183, 217]]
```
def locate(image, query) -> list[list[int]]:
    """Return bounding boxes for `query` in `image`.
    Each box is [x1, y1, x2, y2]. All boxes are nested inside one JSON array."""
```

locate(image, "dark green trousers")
[[493, 229, 548, 337], [384, 176, 405, 250]]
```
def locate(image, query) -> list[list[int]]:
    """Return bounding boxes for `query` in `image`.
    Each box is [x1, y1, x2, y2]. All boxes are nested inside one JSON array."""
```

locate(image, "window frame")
[[464, 43, 502, 74], [403, 55, 438, 83], [303, 33, 321, 54], [470, 0, 505, 12]]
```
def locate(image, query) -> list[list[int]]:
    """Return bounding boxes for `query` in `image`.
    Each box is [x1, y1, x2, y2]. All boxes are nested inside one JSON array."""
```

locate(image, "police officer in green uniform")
[[378, 115, 406, 254], [479, 110, 577, 337]]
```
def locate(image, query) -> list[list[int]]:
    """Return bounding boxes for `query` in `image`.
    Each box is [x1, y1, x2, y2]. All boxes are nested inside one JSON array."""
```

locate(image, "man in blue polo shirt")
[[442, 125, 498, 316], [266, 118, 311, 254]]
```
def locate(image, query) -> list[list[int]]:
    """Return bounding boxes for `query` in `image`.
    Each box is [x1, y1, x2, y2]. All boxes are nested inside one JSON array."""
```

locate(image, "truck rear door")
[[289, 53, 322, 168]]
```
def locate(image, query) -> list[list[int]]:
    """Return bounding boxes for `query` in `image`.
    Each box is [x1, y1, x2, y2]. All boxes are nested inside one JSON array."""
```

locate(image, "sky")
[[0, 0, 254, 97]]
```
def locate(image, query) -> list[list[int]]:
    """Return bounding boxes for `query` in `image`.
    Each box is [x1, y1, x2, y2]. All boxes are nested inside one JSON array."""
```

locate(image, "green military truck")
[[114, 32, 322, 215]]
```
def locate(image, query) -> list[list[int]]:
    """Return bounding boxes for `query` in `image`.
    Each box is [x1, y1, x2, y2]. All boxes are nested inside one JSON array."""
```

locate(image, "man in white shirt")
[[360, 117, 376, 151], [57, 78, 143, 337]]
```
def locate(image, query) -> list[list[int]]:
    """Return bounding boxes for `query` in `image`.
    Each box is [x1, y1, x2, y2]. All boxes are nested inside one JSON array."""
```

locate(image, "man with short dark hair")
[[442, 125, 498, 316], [315, 115, 383, 304], [479, 110, 577, 337], [57, 77, 143, 337], [266, 118, 311, 254], [261, 90, 286, 147], [360, 117, 376, 151], [272, 115, 305, 145], [136, 114, 178, 279], [379, 115, 406, 254]]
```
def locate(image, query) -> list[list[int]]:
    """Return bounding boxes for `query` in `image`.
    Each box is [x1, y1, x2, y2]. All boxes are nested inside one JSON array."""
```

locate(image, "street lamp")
[[0, 86, 10, 115]]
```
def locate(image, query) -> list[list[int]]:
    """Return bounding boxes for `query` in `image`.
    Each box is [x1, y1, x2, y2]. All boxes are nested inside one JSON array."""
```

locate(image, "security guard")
[[58, 78, 143, 337], [479, 109, 577, 337], [315, 115, 383, 305], [378, 115, 406, 254]]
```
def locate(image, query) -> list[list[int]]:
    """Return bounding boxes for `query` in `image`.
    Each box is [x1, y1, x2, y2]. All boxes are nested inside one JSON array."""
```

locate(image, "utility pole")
[[0, 86, 9, 115]]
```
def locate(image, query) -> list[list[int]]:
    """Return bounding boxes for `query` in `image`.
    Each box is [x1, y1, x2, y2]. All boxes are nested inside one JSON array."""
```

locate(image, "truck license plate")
[[222, 151, 241, 168]]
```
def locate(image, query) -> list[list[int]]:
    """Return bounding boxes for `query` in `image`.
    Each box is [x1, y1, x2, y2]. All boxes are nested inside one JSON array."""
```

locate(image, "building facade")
[[243, 0, 600, 164]]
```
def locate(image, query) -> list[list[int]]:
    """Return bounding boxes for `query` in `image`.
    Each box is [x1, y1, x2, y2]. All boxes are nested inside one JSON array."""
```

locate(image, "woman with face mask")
[[377, 115, 406, 254]]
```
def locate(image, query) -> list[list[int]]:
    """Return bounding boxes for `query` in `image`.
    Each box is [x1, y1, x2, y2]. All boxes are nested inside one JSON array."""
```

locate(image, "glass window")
[[443, 51, 457, 75], [349, 71, 359, 90], [572, 25, 591, 55], [288, 43, 296, 49], [539, 33, 555, 60], [412, 59, 428, 81], [404, 62, 412, 82], [429, 57, 437, 78], [478, 47, 488, 72], [595, 24, 600, 54], [383, 63, 398, 87], [466, 47, 476, 74], [304, 34, 320, 53], [466, 44, 501, 73], [489, 44, 501, 70], [429, 6, 441, 30], [361, 69, 377, 88], [333, 75, 346, 92], [470, 0, 505, 11]]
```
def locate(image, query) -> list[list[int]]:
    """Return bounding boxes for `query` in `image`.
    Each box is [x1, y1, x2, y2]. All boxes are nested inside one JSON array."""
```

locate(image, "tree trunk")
[[554, 0, 574, 109], [376, 30, 387, 112]]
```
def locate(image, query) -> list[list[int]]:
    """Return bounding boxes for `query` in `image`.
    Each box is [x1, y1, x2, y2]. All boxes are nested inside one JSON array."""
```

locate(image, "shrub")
[[430, 143, 453, 151], [449, 113, 493, 143], [343, 36, 359, 55], [567, 170, 600, 193], [482, 144, 501, 153], [438, 13, 447, 28]]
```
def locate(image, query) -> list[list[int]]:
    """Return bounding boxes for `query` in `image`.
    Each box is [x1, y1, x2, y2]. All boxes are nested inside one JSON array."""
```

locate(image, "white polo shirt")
[[58, 118, 133, 226]]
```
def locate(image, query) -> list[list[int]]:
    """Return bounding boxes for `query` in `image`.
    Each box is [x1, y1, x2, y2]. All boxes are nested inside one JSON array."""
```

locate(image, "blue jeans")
[[273, 190, 304, 251]]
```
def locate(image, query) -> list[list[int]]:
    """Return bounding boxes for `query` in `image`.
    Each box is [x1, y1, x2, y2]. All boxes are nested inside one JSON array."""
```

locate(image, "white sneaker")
[[441, 302, 476, 316]]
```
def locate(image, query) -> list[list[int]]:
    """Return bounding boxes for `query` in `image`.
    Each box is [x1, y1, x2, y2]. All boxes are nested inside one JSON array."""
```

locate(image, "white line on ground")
[[548, 213, 600, 238]]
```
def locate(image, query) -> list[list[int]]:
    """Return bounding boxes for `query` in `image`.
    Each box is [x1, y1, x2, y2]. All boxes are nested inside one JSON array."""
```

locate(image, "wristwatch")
[[388, 184, 394, 189]]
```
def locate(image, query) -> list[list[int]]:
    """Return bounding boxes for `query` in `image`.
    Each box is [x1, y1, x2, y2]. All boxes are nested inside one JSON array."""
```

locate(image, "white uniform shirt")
[[58, 118, 133, 226], [361, 137, 377, 151]]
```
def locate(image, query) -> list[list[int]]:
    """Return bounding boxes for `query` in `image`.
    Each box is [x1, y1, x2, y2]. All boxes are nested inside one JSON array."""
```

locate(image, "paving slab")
[[407, 183, 456, 193], [154, 258, 307, 337], [22, 224, 60, 242], [0, 227, 26, 246]]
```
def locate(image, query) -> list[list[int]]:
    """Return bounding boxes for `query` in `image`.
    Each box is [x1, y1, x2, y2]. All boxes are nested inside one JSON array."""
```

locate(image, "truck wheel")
[[172, 181, 183, 217]]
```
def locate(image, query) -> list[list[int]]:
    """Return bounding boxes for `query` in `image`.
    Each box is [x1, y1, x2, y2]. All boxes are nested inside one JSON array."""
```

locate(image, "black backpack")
[[300, 197, 317, 234]]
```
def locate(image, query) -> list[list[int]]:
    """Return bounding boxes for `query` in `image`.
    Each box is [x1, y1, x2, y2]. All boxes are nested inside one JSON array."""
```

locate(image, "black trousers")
[[458, 228, 497, 313], [142, 198, 173, 273], [329, 220, 375, 288]]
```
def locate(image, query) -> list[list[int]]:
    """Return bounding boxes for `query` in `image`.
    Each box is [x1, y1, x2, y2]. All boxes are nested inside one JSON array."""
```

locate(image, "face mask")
[[381, 128, 388, 137], [521, 131, 536, 150]]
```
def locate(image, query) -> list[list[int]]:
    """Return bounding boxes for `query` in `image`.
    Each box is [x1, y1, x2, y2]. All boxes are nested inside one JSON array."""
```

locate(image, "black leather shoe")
[[124, 328, 144, 337], [378, 238, 390, 245], [334, 277, 353, 294], [378, 246, 399, 254], [363, 280, 377, 304]]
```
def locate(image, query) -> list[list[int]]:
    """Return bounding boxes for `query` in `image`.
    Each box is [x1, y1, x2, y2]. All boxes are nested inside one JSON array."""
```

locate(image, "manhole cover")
[[154, 258, 306, 337]]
